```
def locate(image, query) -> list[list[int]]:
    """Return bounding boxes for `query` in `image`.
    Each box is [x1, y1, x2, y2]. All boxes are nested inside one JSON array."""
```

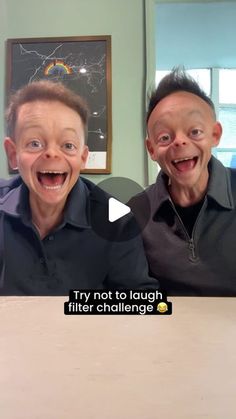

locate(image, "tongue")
[[39, 173, 65, 186], [175, 159, 195, 172]]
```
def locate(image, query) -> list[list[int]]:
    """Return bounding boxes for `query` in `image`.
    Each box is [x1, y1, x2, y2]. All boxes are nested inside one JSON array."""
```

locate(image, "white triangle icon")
[[108, 197, 131, 222]]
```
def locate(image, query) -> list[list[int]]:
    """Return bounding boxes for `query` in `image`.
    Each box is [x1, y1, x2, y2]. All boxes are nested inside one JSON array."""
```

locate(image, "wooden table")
[[0, 297, 236, 419]]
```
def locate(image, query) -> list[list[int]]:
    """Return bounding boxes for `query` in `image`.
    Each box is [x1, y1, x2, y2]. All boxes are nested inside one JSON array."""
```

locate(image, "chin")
[[31, 188, 68, 206]]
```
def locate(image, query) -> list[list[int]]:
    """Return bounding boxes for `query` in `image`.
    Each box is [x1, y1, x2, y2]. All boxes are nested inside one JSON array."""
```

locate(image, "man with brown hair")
[[0, 80, 158, 295]]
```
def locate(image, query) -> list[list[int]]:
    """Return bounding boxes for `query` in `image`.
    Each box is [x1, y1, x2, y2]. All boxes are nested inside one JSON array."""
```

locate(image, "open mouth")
[[172, 156, 198, 172], [37, 171, 68, 189]]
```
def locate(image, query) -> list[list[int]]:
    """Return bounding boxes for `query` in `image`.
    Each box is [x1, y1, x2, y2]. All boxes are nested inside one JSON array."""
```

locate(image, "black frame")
[[6, 35, 112, 174]]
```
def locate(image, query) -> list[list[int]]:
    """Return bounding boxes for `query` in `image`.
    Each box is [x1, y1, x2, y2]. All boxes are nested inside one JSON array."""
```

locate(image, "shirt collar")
[[207, 156, 234, 209], [0, 179, 23, 217], [148, 171, 170, 217], [0, 176, 91, 229], [150, 155, 234, 217]]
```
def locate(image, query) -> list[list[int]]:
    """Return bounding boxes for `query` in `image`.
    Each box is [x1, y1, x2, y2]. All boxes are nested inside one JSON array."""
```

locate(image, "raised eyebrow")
[[186, 110, 206, 119], [151, 120, 171, 135], [18, 123, 43, 133], [148, 123, 170, 142], [154, 110, 205, 126], [62, 127, 78, 134], [17, 126, 47, 142]]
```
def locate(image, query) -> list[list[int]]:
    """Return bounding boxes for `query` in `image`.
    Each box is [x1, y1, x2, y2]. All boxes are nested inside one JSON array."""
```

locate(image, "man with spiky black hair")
[[130, 68, 236, 296]]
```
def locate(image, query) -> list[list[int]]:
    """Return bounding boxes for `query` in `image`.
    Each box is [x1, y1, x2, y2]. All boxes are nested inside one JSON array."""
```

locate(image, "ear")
[[212, 122, 222, 147], [146, 137, 156, 161], [4, 137, 18, 170], [80, 145, 89, 170]]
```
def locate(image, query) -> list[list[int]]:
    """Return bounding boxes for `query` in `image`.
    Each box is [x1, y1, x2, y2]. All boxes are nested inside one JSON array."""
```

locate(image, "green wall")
[[0, 0, 148, 186], [0, 0, 8, 178]]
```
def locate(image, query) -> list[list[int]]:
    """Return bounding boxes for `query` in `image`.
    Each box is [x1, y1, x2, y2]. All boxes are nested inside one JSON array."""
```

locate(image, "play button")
[[89, 177, 151, 242], [108, 198, 131, 222]]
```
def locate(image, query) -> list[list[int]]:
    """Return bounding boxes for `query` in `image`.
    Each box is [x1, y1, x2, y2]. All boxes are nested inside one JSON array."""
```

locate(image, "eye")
[[190, 128, 204, 139], [157, 133, 172, 145], [26, 139, 43, 150], [62, 142, 78, 153]]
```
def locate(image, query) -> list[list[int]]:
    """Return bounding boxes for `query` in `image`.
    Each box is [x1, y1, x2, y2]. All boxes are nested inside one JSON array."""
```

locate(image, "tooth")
[[173, 157, 192, 163], [40, 171, 64, 174], [42, 185, 63, 190]]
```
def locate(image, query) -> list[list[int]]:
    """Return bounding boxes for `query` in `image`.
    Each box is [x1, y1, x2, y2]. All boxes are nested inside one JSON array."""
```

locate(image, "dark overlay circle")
[[89, 177, 151, 242]]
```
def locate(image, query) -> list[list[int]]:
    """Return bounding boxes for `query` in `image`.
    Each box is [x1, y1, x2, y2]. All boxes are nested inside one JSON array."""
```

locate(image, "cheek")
[[155, 149, 167, 164], [201, 142, 213, 159], [17, 153, 38, 171], [155, 150, 174, 173], [150, 144, 161, 161], [68, 156, 84, 173], [16, 154, 27, 169]]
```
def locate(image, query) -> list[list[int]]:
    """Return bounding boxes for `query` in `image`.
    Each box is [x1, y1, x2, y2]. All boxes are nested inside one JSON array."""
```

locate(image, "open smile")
[[171, 156, 198, 172], [37, 170, 68, 190]]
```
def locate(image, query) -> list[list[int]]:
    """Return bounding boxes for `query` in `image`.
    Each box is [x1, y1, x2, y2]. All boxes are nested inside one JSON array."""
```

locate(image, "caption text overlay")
[[64, 290, 172, 315]]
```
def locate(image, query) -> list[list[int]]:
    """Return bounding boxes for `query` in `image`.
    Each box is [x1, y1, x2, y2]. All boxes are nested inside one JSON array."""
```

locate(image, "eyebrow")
[[186, 110, 205, 118], [16, 123, 43, 137], [151, 109, 205, 131], [18, 125, 78, 135], [19, 123, 42, 130], [61, 128, 79, 135]]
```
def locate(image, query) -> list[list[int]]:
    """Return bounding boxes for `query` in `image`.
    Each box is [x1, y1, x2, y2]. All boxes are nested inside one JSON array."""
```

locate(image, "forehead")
[[148, 91, 214, 127], [16, 100, 82, 127]]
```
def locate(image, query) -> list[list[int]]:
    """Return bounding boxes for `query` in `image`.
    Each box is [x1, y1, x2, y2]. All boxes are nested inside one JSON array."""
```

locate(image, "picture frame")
[[6, 35, 112, 174]]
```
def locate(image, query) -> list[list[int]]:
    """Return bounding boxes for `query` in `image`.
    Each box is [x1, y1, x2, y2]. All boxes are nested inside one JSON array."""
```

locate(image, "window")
[[217, 69, 236, 168], [156, 68, 236, 168], [156, 69, 211, 96]]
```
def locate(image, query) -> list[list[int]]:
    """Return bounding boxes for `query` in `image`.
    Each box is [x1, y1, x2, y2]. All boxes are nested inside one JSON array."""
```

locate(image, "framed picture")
[[6, 36, 112, 174]]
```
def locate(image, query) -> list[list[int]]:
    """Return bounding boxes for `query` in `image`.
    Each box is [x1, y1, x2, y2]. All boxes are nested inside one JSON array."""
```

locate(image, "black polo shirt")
[[0, 176, 158, 295]]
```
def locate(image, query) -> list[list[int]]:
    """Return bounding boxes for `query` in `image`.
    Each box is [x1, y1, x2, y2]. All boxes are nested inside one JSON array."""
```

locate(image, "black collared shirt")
[[0, 176, 158, 295], [129, 157, 236, 296]]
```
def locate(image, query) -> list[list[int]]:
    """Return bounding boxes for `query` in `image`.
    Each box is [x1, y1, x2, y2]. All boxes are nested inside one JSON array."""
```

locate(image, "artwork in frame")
[[6, 36, 112, 174]]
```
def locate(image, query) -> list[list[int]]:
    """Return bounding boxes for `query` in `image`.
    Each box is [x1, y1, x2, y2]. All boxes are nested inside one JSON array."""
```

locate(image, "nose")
[[172, 132, 189, 147], [43, 144, 60, 159]]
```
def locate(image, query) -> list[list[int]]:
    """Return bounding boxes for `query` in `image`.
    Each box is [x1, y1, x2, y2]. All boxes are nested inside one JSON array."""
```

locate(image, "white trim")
[[211, 68, 220, 117]]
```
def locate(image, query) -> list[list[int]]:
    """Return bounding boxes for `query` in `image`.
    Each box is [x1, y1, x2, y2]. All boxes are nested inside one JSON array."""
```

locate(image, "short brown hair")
[[5, 80, 90, 140]]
